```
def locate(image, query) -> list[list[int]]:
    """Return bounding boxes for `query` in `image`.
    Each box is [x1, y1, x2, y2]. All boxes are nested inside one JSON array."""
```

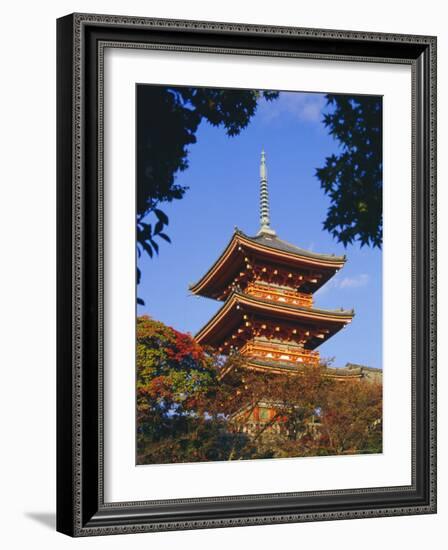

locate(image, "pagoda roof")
[[247, 231, 344, 262], [220, 359, 364, 380], [190, 229, 346, 299], [195, 291, 354, 349]]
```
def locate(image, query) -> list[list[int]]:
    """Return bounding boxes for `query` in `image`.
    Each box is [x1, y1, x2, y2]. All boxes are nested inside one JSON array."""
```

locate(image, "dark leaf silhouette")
[[154, 209, 169, 225], [136, 85, 279, 288], [316, 94, 383, 248], [154, 220, 164, 235], [158, 232, 171, 243]]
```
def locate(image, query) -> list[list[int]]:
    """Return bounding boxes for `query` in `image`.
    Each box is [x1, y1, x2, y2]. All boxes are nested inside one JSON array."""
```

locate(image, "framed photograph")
[[56, 13, 437, 536]]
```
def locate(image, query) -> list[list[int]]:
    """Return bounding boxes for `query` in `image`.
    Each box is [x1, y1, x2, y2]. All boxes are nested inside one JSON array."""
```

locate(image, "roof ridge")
[[240, 230, 346, 262]]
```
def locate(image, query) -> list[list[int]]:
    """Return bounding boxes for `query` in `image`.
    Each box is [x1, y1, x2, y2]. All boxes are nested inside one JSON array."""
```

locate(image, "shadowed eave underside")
[[189, 229, 346, 299], [195, 290, 354, 349]]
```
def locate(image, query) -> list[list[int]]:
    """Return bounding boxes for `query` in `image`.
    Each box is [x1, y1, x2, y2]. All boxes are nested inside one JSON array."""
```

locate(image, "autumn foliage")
[[137, 316, 382, 464]]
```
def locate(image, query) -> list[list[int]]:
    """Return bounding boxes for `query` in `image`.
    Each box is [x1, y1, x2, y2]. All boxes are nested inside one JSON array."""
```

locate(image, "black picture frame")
[[56, 13, 437, 537]]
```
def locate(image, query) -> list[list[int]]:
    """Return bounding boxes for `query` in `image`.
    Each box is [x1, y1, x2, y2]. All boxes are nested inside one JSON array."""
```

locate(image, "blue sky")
[[137, 91, 382, 370]]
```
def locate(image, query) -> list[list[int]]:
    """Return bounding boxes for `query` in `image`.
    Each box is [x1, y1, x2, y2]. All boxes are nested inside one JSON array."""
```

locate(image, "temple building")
[[190, 151, 379, 434]]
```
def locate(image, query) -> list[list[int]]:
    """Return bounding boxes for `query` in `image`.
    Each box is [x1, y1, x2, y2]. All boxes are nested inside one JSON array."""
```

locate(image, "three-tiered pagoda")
[[190, 151, 361, 432]]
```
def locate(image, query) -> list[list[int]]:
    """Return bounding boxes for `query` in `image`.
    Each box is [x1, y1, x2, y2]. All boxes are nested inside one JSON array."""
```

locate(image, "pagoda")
[[191, 151, 355, 378]]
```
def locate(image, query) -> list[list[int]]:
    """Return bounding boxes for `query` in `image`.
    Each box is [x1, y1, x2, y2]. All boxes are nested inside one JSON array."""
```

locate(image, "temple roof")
[[195, 291, 354, 349], [245, 230, 345, 262], [220, 359, 364, 380], [190, 229, 346, 299]]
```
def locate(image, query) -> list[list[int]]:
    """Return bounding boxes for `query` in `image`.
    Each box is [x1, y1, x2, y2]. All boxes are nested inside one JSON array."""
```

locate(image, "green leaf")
[[149, 238, 159, 254], [154, 209, 169, 225], [158, 232, 171, 243], [142, 241, 153, 258], [154, 220, 164, 235]]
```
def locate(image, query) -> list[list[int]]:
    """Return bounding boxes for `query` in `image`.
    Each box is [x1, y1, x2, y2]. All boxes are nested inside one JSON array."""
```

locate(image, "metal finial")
[[257, 149, 276, 236]]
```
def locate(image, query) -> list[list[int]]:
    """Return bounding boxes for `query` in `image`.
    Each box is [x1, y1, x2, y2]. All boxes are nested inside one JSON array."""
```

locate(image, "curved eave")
[[239, 230, 346, 264], [190, 230, 346, 298], [195, 291, 354, 348], [247, 360, 364, 379], [189, 232, 241, 297], [220, 360, 363, 380]]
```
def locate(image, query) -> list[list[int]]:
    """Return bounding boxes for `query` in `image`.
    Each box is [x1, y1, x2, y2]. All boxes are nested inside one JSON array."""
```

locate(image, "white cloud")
[[258, 92, 326, 124], [315, 273, 369, 296], [337, 273, 369, 289]]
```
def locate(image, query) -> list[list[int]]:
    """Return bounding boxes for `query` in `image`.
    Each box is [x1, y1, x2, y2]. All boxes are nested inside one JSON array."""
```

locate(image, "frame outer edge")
[[73, 11, 436, 44], [56, 13, 76, 537], [58, 13, 437, 536]]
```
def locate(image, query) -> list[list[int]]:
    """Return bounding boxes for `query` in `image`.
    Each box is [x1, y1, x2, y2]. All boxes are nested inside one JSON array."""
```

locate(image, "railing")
[[245, 282, 313, 308], [240, 340, 320, 366]]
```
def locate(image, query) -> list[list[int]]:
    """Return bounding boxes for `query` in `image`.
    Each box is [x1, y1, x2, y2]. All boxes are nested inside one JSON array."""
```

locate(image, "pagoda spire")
[[257, 149, 276, 236]]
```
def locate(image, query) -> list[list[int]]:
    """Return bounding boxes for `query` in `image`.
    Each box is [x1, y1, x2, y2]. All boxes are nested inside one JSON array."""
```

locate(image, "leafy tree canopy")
[[136, 316, 382, 464], [137, 86, 278, 263], [316, 94, 383, 248], [136, 316, 257, 463]]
